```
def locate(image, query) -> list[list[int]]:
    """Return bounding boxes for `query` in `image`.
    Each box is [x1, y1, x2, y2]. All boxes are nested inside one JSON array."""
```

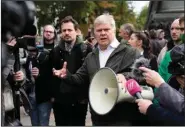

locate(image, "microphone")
[[126, 79, 143, 99], [131, 57, 150, 82]]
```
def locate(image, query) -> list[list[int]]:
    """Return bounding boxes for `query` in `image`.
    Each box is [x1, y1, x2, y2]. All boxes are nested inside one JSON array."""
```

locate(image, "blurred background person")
[[156, 29, 167, 48], [128, 31, 158, 72], [84, 27, 97, 49], [76, 28, 84, 42], [119, 23, 135, 45], [179, 14, 184, 42], [23, 24, 58, 126], [148, 29, 162, 57], [157, 18, 183, 84], [39, 25, 58, 51]]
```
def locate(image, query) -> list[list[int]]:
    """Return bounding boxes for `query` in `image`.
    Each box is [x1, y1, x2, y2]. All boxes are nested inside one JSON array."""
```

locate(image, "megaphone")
[[89, 67, 154, 115]]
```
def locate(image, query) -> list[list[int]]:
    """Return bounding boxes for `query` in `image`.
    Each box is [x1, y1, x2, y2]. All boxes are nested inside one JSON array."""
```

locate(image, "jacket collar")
[[58, 37, 82, 51], [91, 42, 127, 69]]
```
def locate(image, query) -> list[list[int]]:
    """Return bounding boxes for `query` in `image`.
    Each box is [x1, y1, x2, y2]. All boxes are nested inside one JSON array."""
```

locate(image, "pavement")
[[20, 105, 92, 126]]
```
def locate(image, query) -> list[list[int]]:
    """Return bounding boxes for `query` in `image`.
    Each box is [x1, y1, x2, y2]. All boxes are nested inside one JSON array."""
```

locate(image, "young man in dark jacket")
[[50, 16, 92, 126], [53, 14, 153, 126]]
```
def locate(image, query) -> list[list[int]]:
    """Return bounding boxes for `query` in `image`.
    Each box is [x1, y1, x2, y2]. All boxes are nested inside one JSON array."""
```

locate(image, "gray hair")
[[120, 23, 135, 36], [94, 14, 116, 32]]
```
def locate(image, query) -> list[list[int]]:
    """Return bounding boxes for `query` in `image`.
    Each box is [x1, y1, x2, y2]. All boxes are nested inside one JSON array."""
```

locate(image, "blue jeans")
[[29, 96, 52, 126]]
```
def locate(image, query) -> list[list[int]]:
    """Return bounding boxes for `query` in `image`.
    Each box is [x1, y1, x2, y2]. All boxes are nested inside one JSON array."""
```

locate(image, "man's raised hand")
[[139, 67, 165, 88], [53, 62, 67, 78]]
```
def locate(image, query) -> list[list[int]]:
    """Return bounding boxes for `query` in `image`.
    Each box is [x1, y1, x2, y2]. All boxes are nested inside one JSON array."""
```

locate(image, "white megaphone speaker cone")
[[89, 67, 118, 115], [89, 67, 134, 115]]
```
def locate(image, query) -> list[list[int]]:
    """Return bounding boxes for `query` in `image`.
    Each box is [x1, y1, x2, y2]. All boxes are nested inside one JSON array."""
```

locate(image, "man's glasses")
[[44, 30, 54, 34]]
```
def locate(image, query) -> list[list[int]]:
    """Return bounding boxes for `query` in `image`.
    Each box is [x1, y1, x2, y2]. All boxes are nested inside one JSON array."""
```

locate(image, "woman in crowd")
[[128, 31, 158, 72]]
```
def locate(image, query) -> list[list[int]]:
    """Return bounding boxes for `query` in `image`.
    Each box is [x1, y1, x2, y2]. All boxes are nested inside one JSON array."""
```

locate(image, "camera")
[[2, 1, 36, 43], [2, 1, 36, 126], [168, 44, 184, 75], [2, 1, 36, 69], [15, 25, 37, 49]]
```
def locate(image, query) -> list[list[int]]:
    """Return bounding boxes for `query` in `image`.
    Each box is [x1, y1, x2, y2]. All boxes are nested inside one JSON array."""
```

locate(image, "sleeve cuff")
[[146, 104, 159, 119], [155, 82, 167, 98]]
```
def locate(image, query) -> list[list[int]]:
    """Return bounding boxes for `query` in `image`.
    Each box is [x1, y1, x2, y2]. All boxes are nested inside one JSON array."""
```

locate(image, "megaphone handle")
[[135, 92, 143, 99]]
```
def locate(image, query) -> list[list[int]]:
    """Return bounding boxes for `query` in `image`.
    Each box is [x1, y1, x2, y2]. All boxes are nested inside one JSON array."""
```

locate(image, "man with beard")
[[50, 16, 92, 126], [39, 25, 58, 51], [154, 17, 183, 105], [23, 25, 58, 126], [158, 18, 182, 82]]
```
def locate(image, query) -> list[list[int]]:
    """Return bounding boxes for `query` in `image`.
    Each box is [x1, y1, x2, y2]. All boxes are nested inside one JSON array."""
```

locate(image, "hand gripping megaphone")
[[89, 67, 154, 115]]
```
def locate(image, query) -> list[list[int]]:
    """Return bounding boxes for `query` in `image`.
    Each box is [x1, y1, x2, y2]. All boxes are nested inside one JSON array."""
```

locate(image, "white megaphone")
[[89, 67, 154, 115]]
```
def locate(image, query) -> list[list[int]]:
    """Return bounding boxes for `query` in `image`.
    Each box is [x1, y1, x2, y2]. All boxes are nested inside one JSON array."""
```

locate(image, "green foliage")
[[114, 1, 137, 28], [135, 5, 148, 30], [87, 1, 137, 31], [34, 1, 64, 33], [34, 1, 147, 34]]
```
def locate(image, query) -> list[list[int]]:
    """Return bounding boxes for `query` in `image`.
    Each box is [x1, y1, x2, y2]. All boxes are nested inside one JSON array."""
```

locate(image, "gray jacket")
[[65, 42, 140, 86], [155, 83, 184, 114]]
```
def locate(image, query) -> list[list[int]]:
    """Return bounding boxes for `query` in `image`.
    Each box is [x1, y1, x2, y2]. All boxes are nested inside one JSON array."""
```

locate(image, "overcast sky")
[[132, 1, 149, 14]]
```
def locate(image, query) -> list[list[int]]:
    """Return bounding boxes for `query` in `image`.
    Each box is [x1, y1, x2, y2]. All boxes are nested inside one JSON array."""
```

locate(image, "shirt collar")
[[110, 38, 120, 49]]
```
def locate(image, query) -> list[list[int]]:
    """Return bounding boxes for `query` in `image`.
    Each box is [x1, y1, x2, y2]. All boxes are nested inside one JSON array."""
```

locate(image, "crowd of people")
[[2, 11, 184, 126]]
